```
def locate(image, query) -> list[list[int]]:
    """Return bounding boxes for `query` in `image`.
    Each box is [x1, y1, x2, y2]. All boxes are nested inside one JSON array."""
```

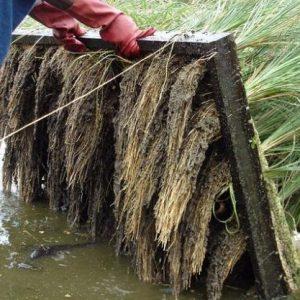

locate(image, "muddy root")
[[3, 46, 45, 201], [206, 229, 247, 300], [0, 46, 23, 138], [64, 52, 118, 238], [46, 49, 78, 211], [0, 45, 256, 299], [115, 54, 185, 243], [169, 154, 231, 293]]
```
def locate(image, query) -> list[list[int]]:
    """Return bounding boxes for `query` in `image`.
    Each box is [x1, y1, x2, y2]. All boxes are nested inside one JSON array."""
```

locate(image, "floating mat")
[[0, 42, 297, 299]]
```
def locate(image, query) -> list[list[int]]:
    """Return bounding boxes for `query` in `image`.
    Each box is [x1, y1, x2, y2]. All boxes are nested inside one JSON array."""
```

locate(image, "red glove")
[[30, 2, 87, 52], [100, 15, 156, 58], [59, 0, 156, 57]]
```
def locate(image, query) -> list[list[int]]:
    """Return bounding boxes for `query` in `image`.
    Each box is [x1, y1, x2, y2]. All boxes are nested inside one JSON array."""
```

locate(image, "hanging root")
[[154, 59, 220, 248], [2, 46, 44, 200], [168, 154, 231, 294], [206, 229, 247, 300], [64, 52, 117, 237], [114, 61, 146, 215], [0, 44, 258, 299], [113, 53, 242, 292], [113, 61, 148, 253], [115, 53, 185, 244], [0, 46, 23, 139], [135, 214, 168, 283], [21, 47, 63, 205], [46, 49, 79, 211]]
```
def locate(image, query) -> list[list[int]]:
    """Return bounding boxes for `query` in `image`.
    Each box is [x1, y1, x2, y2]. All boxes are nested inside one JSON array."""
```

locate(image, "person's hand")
[[30, 2, 87, 52], [100, 14, 156, 58], [32, 0, 155, 57], [59, 0, 156, 57]]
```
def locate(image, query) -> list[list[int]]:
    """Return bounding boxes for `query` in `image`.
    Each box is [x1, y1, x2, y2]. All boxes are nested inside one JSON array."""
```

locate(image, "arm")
[[0, 0, 36, 65], [0, 0, 13, 64], [30, 2, 87, 52], [31, 0, 155, 57]]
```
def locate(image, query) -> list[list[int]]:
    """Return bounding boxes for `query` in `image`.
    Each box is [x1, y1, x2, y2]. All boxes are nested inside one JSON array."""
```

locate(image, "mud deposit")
[[0, 45, 297, 299]]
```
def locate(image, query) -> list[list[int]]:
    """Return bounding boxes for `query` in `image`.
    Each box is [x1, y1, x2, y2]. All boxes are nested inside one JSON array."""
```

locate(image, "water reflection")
[[0, 143, 11, 246], [0, 201, 10, 246]]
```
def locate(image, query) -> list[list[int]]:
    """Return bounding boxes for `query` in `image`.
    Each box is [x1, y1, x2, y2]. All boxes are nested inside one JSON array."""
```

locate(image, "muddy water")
[[0, 143, 297, 300]]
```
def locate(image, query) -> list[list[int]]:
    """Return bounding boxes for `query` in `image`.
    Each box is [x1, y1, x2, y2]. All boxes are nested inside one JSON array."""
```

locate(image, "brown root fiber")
[[155, 101, 220, 247], [0, 46, 23, 138], [168, 155, 231, 293], [64, 52, 117, 237], [1, 45, 256, 298], [115, 53, 185, 243], [114, 54, 240, 293], [3, 46, 45, 200], [114, 53, 184, 283], [206, 229, 247, 300], [155, 61, 212, 247], [46, 49, 79, 211]]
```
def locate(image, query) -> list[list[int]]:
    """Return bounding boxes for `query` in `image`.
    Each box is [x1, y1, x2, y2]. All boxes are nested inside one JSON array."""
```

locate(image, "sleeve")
[[0, 0, 13, 64], [30, 1, 87, 52], [32, 0, 155, 57], [43, 0, 75, 10], [42, 0, 155, 57], [0, 0, 36, 65]]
